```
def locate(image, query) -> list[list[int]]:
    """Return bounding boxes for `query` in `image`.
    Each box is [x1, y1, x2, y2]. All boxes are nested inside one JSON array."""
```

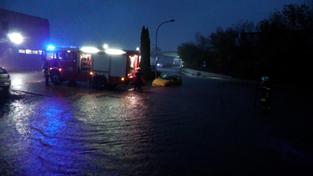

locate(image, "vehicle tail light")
[[128, 73, 133, 79]]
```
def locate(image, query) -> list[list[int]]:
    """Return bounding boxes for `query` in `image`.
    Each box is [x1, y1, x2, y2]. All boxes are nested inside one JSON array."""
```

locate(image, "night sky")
[[0, 0, 305, 51]]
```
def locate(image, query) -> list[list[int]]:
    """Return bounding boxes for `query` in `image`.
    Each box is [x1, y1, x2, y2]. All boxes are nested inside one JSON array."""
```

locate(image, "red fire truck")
[[45, 46, 140, 88]]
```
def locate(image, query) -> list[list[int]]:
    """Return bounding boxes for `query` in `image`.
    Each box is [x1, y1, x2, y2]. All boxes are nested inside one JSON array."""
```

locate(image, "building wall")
[[0, 8, 49, 71]]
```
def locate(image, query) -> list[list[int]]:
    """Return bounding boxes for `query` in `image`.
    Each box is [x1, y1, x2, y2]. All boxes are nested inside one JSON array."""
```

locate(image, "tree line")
[[178, 2, 313, 83]]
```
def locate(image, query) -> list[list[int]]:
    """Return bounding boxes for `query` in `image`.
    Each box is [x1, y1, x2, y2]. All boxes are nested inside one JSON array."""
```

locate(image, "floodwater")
[[1, 77, 312, 175]]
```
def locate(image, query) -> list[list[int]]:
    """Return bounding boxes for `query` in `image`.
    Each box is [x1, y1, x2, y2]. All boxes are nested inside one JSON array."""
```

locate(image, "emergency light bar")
[[80, 46, 100, 54], [46, 44, 56, 51], [104, 48, 126, 55]]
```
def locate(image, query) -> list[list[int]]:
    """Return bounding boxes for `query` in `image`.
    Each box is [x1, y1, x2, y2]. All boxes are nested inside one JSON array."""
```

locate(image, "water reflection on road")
[[1, 91, 158, 175], [2, 97, 83, 175], [73, 92, 155, 175]]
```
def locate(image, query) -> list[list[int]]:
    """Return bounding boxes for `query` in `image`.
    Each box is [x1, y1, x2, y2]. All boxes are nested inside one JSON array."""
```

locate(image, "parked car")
[[0, 67, 11, 92], [152, 73, 182, 87]]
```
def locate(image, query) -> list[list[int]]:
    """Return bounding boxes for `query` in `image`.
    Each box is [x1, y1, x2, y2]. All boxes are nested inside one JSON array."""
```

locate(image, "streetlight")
[[155, 19, 175, 76], [7, 32, 24, 45], [6, 32, 25, 71]]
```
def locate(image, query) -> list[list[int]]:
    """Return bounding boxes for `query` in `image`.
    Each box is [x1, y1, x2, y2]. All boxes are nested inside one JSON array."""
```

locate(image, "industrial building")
[[0, 8, 49, 71]]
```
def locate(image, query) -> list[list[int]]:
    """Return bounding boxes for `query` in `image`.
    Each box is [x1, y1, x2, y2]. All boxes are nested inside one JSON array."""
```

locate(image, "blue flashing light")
[[46, 44, 56, 51]]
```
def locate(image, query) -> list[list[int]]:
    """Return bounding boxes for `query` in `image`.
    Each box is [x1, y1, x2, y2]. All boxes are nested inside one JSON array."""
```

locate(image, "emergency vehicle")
[[45, 46, 140, 88]]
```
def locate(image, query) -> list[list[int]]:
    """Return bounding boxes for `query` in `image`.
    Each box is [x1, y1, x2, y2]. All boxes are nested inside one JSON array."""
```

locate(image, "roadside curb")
[[182, 68, 232, 80], [182, 68, 258, 84]]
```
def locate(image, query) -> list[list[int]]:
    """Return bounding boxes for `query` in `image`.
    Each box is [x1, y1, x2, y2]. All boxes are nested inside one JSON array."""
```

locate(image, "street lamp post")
[[155, 19, 175, 77]]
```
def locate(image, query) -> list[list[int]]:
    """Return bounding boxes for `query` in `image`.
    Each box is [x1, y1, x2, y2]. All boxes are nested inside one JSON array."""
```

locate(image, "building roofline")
[[0, 8, 49, 22]]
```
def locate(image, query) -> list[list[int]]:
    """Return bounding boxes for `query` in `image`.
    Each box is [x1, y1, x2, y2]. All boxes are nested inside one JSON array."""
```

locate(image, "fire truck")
[[45, 46, 140, 88]]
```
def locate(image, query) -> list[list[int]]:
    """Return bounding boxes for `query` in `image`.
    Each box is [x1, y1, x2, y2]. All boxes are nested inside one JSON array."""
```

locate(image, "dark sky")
[[0, 0, 305, 51]]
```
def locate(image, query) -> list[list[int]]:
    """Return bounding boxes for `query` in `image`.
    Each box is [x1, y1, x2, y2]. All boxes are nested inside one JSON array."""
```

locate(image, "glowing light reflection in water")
[[9, 100, 32, 136], [73, 92, 152, 174], [7, 98, 87, 175], [3, 92, 154, 175], [10, 77, 24, 90]]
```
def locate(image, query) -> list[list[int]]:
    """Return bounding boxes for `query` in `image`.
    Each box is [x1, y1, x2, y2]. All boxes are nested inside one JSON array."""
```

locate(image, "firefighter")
[[259, 76, 272, 112], [134, 68, 144, 91], [43, 60, 50, 86]]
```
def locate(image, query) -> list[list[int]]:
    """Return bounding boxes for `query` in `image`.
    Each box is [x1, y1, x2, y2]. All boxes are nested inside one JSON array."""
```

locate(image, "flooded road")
[[1, 77, 312, 175]]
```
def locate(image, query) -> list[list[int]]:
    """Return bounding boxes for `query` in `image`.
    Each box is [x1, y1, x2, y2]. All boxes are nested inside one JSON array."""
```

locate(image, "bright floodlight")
[[105, 48, 126, 55], [103, 44, 109, 49], [7, 32, 24, 45], [80, 46, 100, 54]]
